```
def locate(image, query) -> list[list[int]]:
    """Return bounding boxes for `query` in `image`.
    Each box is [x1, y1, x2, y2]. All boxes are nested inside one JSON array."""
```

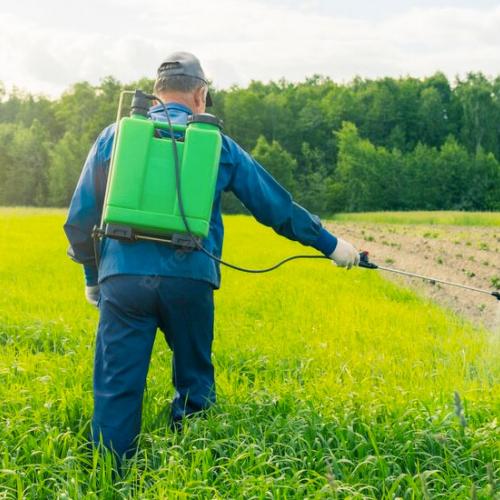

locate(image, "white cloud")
[[1, 1, 500, 97]]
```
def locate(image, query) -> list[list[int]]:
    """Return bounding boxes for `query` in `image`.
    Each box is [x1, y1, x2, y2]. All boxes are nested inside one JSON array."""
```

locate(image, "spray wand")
[[358, 251, 500, 301]]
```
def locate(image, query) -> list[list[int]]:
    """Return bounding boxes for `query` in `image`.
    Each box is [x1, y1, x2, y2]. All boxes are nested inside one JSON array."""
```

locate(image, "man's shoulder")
[[95, 123, 117, 162], [220, 133, 248, 165]]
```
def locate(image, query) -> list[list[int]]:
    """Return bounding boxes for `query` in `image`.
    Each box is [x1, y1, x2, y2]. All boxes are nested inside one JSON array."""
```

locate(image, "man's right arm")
[[223, 136, 359, 267]]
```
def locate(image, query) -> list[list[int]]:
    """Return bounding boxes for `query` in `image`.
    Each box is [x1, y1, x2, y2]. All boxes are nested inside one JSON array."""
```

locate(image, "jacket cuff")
[[83, 264, 99, 286], [312, 228, 338, 256]]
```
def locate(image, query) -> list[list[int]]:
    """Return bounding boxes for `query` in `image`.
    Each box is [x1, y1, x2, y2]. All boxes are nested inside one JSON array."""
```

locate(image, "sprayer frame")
[[95, 89, 207, 250]]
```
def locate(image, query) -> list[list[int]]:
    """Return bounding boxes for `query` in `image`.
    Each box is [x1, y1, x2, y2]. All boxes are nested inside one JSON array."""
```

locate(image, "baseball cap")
[[157, 51, 213, 107]]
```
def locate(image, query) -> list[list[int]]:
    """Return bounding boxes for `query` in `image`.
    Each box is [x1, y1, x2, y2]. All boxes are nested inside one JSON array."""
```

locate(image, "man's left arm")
[[63, 135, 108, 290]]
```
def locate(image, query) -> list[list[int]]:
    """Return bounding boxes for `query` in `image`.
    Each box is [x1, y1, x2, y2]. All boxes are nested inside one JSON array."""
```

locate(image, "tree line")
[[0, 72, 499, 213]]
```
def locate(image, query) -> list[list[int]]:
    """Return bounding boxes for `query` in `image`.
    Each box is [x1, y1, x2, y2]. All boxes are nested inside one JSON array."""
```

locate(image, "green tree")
[[402, 143, 440, 209], [334, 122, 404, 212], [0, 124, 16, 204], [455, 73, 498, 156], [0, 121, 49, 205], [295, 142, 330, 214], [222, 89, 265, 151], [434, 137, 470, 209], [252, 136, 297, 192], [417, 87, 449, 148], [466, 149, 500, 210], [48, 131, 92, 206]]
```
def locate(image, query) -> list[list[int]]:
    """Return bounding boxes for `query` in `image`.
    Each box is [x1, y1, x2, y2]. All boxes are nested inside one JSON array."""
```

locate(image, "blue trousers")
[[91, 275, 215, 457]]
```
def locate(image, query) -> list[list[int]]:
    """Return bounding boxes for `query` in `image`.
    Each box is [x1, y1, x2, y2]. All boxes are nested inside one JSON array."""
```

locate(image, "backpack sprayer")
[[93, 90, 327, 272], [95, 89, 222, 249], [93, 89, 500, 300]]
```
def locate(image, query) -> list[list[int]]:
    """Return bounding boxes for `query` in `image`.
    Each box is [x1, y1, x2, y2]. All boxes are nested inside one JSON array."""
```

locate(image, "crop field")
[[331, 212, 500, 227], [0, 208, 499, 498]]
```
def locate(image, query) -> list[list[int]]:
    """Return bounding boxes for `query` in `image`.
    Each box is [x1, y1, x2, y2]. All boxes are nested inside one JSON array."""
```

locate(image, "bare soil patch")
[[327, 222, 500, 331]]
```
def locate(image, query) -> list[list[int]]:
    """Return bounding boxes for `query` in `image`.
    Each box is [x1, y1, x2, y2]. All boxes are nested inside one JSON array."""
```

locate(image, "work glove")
[[85, 285, 100, 307], [329, 237, 360, 269]]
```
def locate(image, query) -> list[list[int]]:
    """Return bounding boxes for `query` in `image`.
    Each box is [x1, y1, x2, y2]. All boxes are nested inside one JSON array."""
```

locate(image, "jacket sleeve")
[[225, 138, 338, 256], [63, 133, 109, 286]]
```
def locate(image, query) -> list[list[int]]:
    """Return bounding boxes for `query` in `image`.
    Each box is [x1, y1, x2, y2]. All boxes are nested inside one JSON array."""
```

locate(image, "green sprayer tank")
[[101, 90, 222, 243]]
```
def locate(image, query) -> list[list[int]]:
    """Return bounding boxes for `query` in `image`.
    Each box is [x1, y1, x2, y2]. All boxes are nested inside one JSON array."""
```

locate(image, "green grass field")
[[0, 208, 499, 498], [331, 211, 500, 226]]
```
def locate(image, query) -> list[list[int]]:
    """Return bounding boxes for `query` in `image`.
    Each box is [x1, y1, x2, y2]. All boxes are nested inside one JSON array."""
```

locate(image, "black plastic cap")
[[358, 250, 378, 269], [187, 113, 223, 130], [130, 90, 151, 117]]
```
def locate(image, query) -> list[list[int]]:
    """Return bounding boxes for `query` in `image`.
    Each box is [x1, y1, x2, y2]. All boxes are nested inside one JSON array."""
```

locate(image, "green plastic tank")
[[102, 94, 222, 241]]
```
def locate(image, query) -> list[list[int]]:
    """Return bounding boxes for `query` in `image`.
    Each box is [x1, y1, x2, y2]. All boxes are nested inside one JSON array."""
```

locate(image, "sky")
[[1, 0, 500, 97]]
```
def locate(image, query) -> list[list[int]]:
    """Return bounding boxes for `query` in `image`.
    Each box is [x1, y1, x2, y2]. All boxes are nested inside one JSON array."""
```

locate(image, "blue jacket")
[[64, 102, 338, 289]]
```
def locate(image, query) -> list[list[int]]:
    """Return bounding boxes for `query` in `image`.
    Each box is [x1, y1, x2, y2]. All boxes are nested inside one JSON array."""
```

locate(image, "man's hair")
[[154, 74, 206, 95]]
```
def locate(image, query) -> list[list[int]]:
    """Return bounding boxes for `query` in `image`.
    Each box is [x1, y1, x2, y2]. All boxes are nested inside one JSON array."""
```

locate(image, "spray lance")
[[358, 251, 500, 301]]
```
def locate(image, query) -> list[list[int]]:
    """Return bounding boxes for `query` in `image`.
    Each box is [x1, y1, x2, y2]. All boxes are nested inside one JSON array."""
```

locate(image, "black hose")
[[150, 94, 330, 274]]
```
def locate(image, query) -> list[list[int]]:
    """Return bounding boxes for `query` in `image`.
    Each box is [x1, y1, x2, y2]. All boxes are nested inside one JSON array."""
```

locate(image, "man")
[[64, 52, 359, 458]]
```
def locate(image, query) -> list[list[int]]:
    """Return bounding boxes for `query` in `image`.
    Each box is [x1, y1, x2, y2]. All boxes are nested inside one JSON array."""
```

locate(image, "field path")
[[327, 221, 500, 330]]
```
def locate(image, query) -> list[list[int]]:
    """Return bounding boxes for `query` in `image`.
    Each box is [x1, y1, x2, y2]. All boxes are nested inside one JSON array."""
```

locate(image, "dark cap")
[[157, 51, 213, 107]]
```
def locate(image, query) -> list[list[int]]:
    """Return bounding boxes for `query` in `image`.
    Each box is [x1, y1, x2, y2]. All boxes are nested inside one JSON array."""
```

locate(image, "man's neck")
[[157, 93, 194, 112]]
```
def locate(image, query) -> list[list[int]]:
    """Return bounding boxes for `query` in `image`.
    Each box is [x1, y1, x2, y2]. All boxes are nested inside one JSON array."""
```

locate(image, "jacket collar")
[[149, 102, 193, 115]]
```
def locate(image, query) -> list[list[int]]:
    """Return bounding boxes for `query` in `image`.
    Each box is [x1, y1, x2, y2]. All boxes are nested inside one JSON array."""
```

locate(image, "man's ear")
[[194, 86, 206, 111]]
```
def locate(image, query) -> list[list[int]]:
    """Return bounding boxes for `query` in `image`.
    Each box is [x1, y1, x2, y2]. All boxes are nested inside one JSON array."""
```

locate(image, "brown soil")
[[326, 222, 500, 331]]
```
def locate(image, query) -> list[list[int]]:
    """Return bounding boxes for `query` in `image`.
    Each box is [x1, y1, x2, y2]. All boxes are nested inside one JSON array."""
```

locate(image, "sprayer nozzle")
[[493, 291, 500, 300], [358, 251, 378, 269]]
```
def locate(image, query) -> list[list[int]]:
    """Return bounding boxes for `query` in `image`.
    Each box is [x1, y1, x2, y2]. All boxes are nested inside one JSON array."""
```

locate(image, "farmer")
[[64, 52, 360, 458]]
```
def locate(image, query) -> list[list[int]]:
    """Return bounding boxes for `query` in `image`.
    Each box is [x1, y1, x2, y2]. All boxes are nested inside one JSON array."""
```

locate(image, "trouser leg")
[[157, 277, 215, 423], [92, 275, 158, 457]]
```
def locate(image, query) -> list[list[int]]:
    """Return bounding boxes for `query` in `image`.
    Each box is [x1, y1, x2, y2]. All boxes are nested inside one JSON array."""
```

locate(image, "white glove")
[[85, 285, 100, 307], [329, 237, 360, 269]]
